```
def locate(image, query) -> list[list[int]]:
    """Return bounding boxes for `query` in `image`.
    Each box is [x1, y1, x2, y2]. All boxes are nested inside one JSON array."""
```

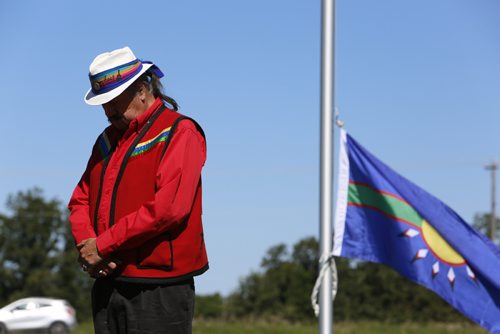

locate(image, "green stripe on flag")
[[348, 183, 422, 228]]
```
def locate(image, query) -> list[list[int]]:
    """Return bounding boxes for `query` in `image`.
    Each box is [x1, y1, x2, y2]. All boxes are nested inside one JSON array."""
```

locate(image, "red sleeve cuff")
[[96, 231, 117, 258]]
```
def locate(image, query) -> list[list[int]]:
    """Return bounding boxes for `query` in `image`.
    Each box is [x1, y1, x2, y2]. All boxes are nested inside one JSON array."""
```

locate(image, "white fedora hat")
[[84, 46, 164, 105]]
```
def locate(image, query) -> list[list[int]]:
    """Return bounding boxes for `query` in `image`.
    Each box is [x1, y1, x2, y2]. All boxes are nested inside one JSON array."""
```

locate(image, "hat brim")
[[84, 63, 154, 106]]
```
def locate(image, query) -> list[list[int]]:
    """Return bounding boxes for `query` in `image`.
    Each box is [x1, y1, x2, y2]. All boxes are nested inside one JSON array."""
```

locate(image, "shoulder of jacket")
[[172, 117, 205, 140]]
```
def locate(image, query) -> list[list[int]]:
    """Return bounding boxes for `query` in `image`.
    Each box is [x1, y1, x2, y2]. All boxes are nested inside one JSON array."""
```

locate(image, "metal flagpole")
[[319, 0, 335, 333]]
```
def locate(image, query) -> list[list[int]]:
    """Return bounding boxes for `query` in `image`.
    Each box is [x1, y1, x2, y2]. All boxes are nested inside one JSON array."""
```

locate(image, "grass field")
[[72, 319, 487, 334]]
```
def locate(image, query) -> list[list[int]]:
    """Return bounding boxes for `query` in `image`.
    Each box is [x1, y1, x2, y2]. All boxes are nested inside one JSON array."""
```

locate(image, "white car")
[[0, 297, 76, 334]]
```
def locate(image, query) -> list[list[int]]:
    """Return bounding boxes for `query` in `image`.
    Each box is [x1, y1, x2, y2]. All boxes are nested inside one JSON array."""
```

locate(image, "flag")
[[333, 129, 500, 333]]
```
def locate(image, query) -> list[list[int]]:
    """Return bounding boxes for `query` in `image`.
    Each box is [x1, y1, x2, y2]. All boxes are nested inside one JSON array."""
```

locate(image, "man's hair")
[[138, 72, 179, 111]]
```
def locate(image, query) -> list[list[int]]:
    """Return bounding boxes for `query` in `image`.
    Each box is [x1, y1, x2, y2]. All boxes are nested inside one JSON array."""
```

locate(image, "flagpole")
[[319, 0, 335, 333]]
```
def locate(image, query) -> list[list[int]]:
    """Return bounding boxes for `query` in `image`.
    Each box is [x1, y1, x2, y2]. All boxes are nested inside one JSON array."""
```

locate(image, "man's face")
[[102, 83, 143, 130]]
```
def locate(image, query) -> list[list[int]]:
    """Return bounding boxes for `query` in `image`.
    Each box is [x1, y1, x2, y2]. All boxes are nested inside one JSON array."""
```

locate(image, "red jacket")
[[68, 98, 208, 282]]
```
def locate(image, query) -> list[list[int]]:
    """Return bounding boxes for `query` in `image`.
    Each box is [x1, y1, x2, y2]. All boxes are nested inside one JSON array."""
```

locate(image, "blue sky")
[[1, 1, 499, 296]]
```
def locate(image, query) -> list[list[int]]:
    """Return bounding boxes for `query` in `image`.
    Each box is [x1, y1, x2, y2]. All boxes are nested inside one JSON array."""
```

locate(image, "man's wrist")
[[95, 233, 116, 258]]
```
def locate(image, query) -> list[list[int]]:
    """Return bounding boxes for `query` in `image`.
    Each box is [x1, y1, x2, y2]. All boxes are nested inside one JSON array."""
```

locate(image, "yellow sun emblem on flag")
[[348, 182, 477, 287], [403, 220, 476, 286], [421, 221, 464, 265]]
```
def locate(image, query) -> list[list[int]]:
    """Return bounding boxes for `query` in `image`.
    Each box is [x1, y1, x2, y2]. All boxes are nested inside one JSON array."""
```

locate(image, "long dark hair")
[[139, 72, 179, 111]]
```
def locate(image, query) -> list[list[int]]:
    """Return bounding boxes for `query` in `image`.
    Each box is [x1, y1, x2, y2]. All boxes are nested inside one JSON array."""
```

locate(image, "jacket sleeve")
[[68, 153, 98, 244], [95, 119, 206, 257]]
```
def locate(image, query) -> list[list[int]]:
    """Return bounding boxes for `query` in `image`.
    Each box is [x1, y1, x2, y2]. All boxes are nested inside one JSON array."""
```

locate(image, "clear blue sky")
[[1, 1, 499, 296]]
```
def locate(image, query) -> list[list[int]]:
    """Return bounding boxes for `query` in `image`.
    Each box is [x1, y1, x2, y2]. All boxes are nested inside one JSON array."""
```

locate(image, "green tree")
[[195, 293, 224, 319], [333, 261, 465, 323], [51, 215, 93, 320], [0, 188, 63, 301], [261, 244, 288, 270], [226, 272, 264, 319], [288, 237, 319, 320], [0, 188, 92, 320], [291, 237, 319, 275], [225, 236, 470, 324], [227, 237, 320, 322], [473, 213, 500, 244]]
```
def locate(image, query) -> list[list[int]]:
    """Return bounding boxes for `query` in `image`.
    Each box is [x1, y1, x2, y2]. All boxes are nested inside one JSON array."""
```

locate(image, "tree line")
[[197, 218, 498, 323], [0, 188, 93, 320], [0, 188, 496, 323], [195, 239, 469, 323]]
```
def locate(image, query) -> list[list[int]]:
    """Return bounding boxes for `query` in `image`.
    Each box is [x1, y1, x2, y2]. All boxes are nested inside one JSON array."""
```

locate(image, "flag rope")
[[311, 252, 338, 317]]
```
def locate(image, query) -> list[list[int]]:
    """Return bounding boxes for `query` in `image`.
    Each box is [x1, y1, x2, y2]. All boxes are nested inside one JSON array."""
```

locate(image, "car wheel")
[[48, 322, 68, 334], [0, 323, 7, 334]]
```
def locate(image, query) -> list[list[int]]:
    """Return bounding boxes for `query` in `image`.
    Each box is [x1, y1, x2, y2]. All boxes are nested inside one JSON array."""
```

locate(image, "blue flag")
[[333, 129, 500, 333]]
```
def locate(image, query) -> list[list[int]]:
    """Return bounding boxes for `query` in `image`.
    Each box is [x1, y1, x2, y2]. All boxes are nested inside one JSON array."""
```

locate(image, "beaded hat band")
[[84, 47, 164, 106]]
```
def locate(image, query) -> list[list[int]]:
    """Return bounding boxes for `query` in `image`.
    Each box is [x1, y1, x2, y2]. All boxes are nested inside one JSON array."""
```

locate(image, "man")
[[68, 46, 208, 334]]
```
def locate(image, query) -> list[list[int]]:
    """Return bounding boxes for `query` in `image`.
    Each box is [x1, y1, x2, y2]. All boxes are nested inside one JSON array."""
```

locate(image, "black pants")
[[92, 278, 195, 334]]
